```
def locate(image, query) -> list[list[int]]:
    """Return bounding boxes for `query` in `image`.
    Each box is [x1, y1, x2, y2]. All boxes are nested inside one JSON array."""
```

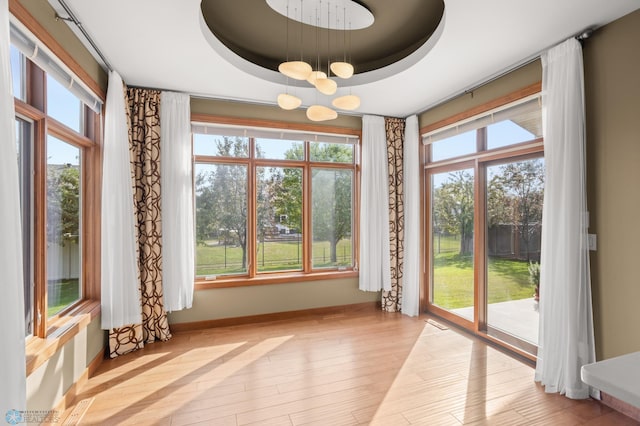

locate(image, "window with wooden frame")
[[422, 87, 544, 358], [192, 121, 360, 287], [10, 32, 102, 340]]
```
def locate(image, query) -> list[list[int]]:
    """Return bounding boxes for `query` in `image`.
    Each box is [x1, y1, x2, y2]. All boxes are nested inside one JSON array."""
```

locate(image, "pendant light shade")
[[315, 77, 337, 95], [277, 93, 302, 110], [279, 61, 313, 80], [307, 70, 327, 85], [332, 94, 360, 110], [306, 105, 338, 121], [330, 62, 354, 79]]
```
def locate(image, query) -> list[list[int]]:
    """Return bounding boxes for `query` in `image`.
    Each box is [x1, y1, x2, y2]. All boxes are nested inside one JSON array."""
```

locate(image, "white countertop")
[[581, 351, 640, 408]]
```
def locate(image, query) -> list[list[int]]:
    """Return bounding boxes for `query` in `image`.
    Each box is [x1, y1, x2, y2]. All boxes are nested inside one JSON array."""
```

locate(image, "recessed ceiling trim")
[[199, 1, 446, 87], [265, 0, 374, 30]]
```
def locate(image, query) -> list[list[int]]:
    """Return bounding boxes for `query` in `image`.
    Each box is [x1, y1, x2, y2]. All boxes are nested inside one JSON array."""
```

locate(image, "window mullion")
[[303, 155, 311, 273], [248, 138, 257, 278]]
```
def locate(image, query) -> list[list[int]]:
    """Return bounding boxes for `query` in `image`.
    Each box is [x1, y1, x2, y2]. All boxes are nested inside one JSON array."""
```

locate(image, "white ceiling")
[[54, 0, 640, 118]]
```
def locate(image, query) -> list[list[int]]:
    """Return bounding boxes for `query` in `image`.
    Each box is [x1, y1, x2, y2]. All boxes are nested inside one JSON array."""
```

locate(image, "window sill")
[[195, 270, 359, 290], [26, 300, 101, 376]]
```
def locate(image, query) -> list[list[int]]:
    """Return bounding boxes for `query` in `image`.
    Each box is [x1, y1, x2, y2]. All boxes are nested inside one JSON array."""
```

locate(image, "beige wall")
[[26, 316, 104, 412], [584, 9, 640, 360], [168, 278, 379, 324]]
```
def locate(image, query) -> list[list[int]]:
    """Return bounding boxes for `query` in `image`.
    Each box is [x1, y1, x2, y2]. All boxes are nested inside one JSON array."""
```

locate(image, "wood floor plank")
[[62, 309, 639, 425]]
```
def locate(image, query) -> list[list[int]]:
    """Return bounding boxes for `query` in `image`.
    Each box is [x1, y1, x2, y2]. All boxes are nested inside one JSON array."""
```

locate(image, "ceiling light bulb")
[[330, 62, 354, 79], [278, 61, 313, 80], [332, 94, 360, 110], [315, 78, 337, 95], [277, 93, 302, 110], [306, 105, 338, 121], [307, 70, 327, 85]]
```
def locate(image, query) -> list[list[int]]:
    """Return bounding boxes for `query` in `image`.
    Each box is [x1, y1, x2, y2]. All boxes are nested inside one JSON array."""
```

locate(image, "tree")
[[270, 143, 353, 263], [493, 159, 544, 260], [432, 170, 474, 255], [47, 164, 80, 245], [195, 137, 250, 268]]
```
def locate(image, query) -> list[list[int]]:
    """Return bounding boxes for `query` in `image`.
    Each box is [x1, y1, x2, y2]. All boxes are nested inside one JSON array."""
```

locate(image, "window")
[[12, 38, 101, 338], [424, 93, 543, 356], [16, 117, 33, 336], [46, 136, 82, 317], [10, 45, 25, 101], [193, 125, 358, 282]]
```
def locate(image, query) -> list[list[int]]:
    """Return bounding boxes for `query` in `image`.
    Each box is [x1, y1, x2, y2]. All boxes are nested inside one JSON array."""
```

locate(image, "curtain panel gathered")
[[0, 0, 27, 413], [107, 88, 172, 358], [382, 117, 406, 312], [359, 115, 391, 293], [402, 115, 420, 317], [534, 38, 597, 399]]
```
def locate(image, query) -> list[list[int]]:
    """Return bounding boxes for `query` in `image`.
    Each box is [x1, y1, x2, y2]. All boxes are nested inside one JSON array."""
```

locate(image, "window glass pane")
[[486, 158, 544, 345], [310, 142, 353, 163], [312, 168, 353, 269], [487, 119, 539, 150], [46, 135, 81, 317], [194, 163, 248, 276], [46, 74, 83, 133], [257, 166, 303, 272], [10, 45, 25, 101], [17, 118, 33, 335], [255, 138, 304, 160], [431, 129, 477, 162], [431, 168, 474, 321], [194, 134, 249, 157]]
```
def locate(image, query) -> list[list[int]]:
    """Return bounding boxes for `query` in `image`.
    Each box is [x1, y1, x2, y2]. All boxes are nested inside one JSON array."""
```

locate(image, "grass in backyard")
[[48, 279, 80, 317], [433, 250, 533, 309], [196, 239, 352, 276]]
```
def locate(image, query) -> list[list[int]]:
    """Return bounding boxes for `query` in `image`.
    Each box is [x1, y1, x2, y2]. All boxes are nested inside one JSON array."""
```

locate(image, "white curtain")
[[101, 71, 142, 329], [160, 91, 194, 312], [402, 115, 420, 316], [359, 115, 391, 292], [534, 38, 596, 399], [0, 0, 27, 414]]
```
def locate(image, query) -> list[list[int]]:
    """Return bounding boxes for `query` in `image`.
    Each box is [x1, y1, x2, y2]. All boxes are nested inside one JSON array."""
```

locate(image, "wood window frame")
[[421, 84, 544, 361], [10, 0, 104, 375], [192, 115, 361, 290]]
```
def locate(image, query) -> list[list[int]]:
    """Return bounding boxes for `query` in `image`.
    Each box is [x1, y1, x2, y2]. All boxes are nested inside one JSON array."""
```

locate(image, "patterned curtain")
[[108, 88, 171, 357], [382, 117, 406, 312]]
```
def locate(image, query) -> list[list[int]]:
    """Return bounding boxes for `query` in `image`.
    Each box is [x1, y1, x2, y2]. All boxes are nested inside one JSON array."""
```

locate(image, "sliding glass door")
[[486, 158, 544, 350], [430, 167, 475, 322]]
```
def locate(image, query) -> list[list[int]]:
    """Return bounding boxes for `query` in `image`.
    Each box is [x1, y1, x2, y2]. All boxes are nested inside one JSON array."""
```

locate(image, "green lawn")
[[48, 279, 80, 317], [433, 250, 533, 309], [196, 239, 352, 276]]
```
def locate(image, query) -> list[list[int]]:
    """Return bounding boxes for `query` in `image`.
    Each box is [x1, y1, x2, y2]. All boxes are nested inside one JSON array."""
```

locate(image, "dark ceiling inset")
[[200, 0, 445, 78]]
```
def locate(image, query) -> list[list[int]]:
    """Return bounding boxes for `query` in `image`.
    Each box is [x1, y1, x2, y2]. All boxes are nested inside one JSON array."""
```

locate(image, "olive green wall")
[[583, 8, 640, 360], [418, 8, 640, 361], [16, 0, 108, 91], [417, 60, 542, 129], [191, 97, 362, 130]]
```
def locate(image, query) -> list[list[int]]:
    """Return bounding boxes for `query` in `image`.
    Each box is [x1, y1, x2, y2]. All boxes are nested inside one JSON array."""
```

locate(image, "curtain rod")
[[55, 0, 113, 72], [412, 27, 595, 117]]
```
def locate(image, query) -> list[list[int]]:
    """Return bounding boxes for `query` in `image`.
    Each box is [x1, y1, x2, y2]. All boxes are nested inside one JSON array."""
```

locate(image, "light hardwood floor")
[[64, 305, 638, 425]]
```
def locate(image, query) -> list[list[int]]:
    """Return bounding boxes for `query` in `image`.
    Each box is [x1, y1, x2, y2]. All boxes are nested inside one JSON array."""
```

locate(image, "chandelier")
[[268, 0, 373, 121]]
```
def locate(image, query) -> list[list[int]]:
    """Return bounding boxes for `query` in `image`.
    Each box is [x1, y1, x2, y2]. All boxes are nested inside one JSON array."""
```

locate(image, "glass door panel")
[[431, 168, 475, 321], [486, 158, 544, 348]]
